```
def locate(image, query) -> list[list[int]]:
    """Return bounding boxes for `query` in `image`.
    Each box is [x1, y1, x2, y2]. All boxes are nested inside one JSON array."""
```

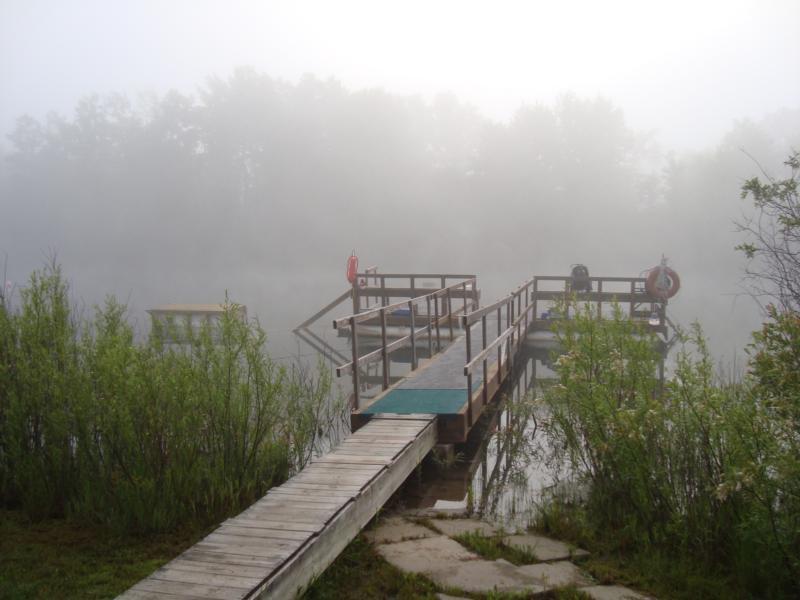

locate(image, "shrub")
[[0, 263, 344, 532], [541, 302, 798, 596]]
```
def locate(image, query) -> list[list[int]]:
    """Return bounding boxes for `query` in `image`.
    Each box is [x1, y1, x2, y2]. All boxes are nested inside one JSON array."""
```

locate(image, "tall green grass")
[[538, 302, 798, 597], [0, 262, 345, 533]]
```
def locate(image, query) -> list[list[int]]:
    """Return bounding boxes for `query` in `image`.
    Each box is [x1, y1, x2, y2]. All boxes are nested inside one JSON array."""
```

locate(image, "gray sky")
[[1, 0, 798, 151]]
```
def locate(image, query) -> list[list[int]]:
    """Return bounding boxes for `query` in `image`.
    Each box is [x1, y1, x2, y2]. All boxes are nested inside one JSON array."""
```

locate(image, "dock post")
[[481, 314, 488, 405], [434, 295, 441, 352], [447, 288, 454, 340], [426, 296, 433, 358], [350, 315, 360, 410], [409, 300, 417, 370], [465, 319, 473, 427], [380, 309, 389, 389]]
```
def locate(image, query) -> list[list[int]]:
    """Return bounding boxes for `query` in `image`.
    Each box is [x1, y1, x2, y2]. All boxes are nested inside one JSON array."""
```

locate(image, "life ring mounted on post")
[[346, 251, 359, 284], [645, 258, 680, 300]]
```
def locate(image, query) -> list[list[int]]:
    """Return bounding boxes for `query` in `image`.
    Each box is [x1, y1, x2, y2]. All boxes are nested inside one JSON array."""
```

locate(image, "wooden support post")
[[350, 315, 360, 410], [380, 309, 389, 390], [496, 306, 502, 375], [465, 320, 473, 428], [462, 281, 468, 317], [409, 300, 417, 370], [447, 288, 454, 340], [434, 295, 441, 352], [381, 277, 387, 307], [481, 314, 488, 405], [426, 296, 433, 358]]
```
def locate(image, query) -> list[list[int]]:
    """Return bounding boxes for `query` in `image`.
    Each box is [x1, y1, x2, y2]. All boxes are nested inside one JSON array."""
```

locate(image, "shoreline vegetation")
[[0, 262, 346, 597]]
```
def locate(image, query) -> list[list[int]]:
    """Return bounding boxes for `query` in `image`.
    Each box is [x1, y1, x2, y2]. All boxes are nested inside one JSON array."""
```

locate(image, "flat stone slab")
[[430, 518, 500, 538], [436, 594, 470, 600], [364, 516, 437, 544], [517, 560, 593, 587], [427, 559, 545, 594], [581, 585, 654, 600], [503, 533, 588, 561], [376, 535, 477, 573]]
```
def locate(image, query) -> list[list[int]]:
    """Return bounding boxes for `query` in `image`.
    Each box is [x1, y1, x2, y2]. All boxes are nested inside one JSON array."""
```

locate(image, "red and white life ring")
[[346, 252, 359, 284], [646, 265, 680, 299]]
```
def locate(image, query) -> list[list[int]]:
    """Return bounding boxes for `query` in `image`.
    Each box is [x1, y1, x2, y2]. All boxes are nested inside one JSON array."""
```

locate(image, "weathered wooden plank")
[[216, 525, 312, 542], [128, 579, 245, 600], [260, 494, 344, 507], [270, 483, 359, 496], [340, 440, 409, 447], [202, 534, 303, 554], [252, 420, 436, 598], [311, 455, 392, 465], [180, 549, 282, 569], [118, 589, 209, 600], [227, 518, 323, 534], [249, 497, 343, 511], [369, 413, 437, 421], [299, 462, 384, 474], [166, 557, 274, 579], [289, 474, 375, 486], [237, 507, 333, 524], [193, 542, 299, 561], [329, 448, 399, 457], [271, 481, 363, 492], [150, 567, 260, 590]]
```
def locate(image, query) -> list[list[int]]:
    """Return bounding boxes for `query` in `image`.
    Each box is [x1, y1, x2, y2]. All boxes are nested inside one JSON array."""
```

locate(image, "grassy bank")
[[0, 509, 210, 599]]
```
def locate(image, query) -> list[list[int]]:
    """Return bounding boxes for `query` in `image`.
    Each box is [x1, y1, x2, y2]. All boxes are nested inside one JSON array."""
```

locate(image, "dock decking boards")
[[118, 415, 436, 600], [353, 319, 518, 443]]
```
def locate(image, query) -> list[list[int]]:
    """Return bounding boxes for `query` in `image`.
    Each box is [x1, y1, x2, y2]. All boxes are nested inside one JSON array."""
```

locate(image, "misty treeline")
[[0, 262, 345, 532], [1, 68, 798, 357]]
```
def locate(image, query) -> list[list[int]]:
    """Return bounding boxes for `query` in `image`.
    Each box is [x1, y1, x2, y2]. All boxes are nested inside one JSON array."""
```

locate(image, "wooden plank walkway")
[[119, 414, 436, 600]]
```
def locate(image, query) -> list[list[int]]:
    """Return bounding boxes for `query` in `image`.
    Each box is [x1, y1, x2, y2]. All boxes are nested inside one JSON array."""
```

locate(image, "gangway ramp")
[[118, 414, 436, 600]]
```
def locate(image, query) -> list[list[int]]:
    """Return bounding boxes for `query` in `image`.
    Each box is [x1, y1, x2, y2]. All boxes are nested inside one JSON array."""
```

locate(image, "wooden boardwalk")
[[119, 414, 436, 600]]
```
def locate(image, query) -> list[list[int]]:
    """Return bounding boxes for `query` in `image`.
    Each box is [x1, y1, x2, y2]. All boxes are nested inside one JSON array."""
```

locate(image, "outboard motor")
[[570, 264, 592, 292]]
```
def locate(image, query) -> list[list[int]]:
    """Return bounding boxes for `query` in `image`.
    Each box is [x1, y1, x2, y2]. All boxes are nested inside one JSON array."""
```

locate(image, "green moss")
[[452, 531, 537, 566]]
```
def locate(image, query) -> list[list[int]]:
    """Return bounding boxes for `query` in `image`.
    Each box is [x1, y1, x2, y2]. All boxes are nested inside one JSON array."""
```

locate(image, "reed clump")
[[0, 262, 343, 533]]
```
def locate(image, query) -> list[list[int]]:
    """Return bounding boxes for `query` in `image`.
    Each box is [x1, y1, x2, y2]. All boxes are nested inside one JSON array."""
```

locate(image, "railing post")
[[350, 315, 360, 410], [481, 314, 488, 405], [462, 281, 467, 316], [426, 295, 433, 358], [380, 308, 389, 390], [447, 288, 454, 340], [465, 317, 473, 427], [409, 300, 417, 370], [496, 306, 502, 375], [434, 294, 441, 352]]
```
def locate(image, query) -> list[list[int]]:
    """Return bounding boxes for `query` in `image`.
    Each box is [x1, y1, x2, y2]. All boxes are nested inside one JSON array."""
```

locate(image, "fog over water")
[[1, 0, 799, 365]]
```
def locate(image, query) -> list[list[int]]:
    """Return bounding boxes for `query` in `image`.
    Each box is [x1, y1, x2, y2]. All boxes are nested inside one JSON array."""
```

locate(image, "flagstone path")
[[364, 512, 655, 599]]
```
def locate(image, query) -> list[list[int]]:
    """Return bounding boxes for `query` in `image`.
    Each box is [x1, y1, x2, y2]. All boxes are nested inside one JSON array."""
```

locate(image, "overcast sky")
[[1, 0, 798, 152]]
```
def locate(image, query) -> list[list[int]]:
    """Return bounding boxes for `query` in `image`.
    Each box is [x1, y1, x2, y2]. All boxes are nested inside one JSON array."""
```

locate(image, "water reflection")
[[400, 348, 571, 530]]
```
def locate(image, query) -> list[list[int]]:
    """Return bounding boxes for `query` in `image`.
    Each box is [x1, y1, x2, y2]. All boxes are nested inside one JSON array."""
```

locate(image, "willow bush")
[[540, 302, 798, 596], [0, 263, 344, 533]]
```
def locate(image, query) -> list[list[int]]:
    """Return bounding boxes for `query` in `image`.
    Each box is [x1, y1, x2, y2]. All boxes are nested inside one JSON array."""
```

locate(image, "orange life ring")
[[646, 266, 680, 299], [346, 253, 359, 284]]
